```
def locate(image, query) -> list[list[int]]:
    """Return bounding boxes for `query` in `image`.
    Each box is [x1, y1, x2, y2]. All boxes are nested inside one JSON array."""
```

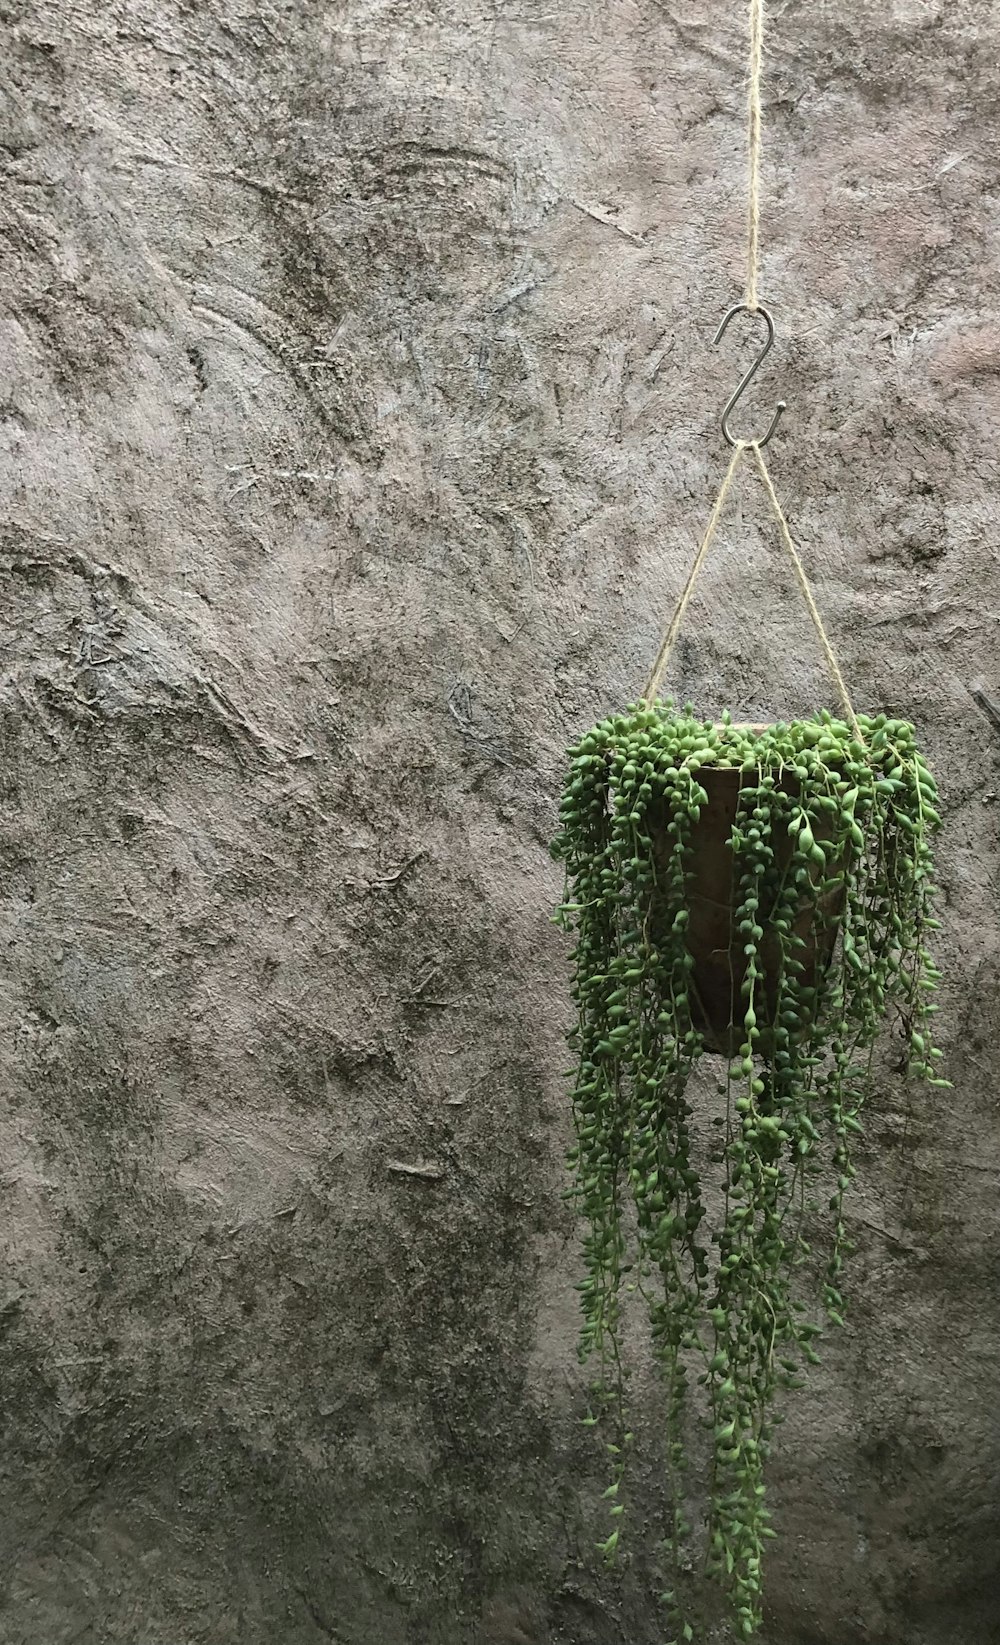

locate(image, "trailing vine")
[[552, 703, 945, 1642]]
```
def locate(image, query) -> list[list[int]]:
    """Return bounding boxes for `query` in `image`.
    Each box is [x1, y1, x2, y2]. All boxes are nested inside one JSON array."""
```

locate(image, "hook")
[[714, 302, 786, 448]]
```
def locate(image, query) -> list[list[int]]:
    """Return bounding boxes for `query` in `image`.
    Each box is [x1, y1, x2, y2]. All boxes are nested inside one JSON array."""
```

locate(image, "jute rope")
[[643, 443, 745, 705], [644, 444, 861, 739], [643, 0, 862, 740], [749, 445, 860, 737], [746, 0, 764, 310]]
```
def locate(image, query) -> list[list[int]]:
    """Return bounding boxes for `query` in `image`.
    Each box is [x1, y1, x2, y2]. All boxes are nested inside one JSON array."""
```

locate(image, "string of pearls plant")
[[552, 702, 945, 1642]]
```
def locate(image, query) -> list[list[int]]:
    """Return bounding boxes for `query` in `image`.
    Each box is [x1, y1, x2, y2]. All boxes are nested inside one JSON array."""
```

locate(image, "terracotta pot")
[[652, 731, 843, 1057]]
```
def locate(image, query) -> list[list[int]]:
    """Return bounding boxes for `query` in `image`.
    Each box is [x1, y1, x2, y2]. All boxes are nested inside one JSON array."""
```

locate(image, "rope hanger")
[[644, 0, 861, 740]]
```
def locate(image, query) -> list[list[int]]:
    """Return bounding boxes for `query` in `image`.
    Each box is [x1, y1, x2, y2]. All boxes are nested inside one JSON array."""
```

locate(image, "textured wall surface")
[[1, 1, 998, 1641]]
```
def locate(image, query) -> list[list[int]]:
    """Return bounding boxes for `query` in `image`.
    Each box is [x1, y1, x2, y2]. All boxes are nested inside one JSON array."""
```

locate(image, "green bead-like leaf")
[[553, 702, 944, 1641]]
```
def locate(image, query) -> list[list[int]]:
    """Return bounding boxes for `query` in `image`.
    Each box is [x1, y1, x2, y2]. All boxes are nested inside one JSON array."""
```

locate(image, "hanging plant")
[[552, 704, 945, 1640]]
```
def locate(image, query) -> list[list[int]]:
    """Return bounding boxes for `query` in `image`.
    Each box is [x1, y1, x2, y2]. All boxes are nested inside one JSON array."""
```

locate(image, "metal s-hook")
[[714, 303, 786, 448]]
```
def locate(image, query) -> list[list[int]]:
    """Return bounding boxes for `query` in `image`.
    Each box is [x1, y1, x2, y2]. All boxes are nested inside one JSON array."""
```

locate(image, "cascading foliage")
[[551, 702, 945, 1643]]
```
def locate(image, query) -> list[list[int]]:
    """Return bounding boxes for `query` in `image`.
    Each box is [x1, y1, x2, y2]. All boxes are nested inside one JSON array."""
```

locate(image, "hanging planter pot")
[[651, 726, 844, 1056], [553, 702, 946, 1641]]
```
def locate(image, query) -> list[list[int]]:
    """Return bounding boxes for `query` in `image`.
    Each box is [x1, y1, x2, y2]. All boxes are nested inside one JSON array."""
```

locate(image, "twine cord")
[[644, 444, 861, 738], [749, 445, 861, 738], [644, 443, 746, 705], [747, 0, 763, 310]]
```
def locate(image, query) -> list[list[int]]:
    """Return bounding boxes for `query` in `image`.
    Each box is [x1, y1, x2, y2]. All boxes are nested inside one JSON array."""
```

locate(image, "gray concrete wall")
[[1, 1, 998, 1641]]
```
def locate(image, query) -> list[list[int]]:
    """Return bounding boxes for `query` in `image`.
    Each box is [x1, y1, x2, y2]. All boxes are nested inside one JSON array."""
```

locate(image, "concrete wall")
[[1, 1, 998, 1640]]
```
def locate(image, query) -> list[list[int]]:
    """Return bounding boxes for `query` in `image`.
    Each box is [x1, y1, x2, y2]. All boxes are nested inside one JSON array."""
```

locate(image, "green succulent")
[[552, 702, 944, 1640]]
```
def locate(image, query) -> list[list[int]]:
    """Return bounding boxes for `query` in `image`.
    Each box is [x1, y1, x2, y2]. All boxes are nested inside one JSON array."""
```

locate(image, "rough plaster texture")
[[0, 0, 998, 1641]]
